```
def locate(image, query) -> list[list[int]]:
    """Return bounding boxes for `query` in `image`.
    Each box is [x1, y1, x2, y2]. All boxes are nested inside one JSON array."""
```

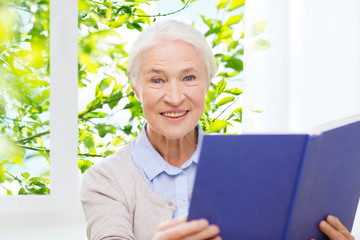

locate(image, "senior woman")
[[80, 21, 354, 240]]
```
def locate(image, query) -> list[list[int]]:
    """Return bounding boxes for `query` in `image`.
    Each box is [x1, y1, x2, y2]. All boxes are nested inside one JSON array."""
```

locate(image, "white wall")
[[244, 0, 360, 238], [244, 0, 360, 133], [0, 0, 87, 238]]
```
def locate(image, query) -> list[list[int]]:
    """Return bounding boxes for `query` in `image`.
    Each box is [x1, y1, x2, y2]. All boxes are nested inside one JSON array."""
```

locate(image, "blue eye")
[[153, 79, 162, 84], [185, 76, 194, 81]]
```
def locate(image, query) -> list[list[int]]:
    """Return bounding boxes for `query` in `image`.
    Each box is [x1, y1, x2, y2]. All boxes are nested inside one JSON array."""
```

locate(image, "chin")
[[160, 125, 197, 140], [161, 130, 189, 140]]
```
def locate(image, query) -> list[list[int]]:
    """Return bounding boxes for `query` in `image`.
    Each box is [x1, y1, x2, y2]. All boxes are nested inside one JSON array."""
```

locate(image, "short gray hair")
[[127, 20, 217, 86]]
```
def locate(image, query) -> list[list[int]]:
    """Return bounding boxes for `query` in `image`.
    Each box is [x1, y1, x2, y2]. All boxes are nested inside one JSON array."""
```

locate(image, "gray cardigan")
[[80, 144, 176, 240]]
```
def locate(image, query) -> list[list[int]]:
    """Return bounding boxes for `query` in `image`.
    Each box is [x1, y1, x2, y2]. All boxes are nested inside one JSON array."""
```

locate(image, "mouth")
[[161, 110, 189, 119]]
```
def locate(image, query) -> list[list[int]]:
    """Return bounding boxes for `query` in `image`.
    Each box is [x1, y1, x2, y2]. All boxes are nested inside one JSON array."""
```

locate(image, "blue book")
[[188, 115, 360, 240]]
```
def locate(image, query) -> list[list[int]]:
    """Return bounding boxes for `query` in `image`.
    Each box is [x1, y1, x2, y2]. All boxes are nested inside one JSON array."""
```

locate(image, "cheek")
[[190, 87, 207, 110], [140, 90, 161, 113]]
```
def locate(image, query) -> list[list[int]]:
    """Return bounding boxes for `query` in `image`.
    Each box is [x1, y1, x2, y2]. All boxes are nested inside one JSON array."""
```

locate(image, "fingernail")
[[210, 225, 220, 234], [199, 219, 209, 227], [320, 220, 327, 227]]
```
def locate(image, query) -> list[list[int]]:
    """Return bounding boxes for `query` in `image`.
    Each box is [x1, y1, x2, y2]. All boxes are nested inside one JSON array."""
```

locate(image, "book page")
[[311, 114, 360, 136]]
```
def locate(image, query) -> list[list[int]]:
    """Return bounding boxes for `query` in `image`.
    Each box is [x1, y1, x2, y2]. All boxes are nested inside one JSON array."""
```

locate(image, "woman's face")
[[132, 40, 209, 140]]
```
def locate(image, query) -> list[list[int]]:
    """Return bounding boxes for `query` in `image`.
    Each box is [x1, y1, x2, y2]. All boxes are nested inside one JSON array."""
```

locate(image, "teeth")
[[162, 111, 187, 118]]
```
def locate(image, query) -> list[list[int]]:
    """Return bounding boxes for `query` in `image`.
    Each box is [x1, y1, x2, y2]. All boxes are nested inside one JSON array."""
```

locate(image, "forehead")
[[138, 40, 206, 74]]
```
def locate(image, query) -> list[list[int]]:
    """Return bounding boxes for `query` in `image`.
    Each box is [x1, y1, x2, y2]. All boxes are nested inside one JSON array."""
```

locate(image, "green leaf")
[[215, 79, 227, 94], [29, 177, 47, 187], [224, 14, 243, 26], [84, 97, 107, 113], [112, 136, 125, 146], [0, 96, 6, 116], [135, 9, 150, 25], [224, 57, 243, 72], [206, 119, 227, 133], [84, 134, 95, 149], [215, 26, 234, 44], [119, 6, 132, 15], [230, 107, 242, 121], [217, 0, 229, 10], [18, 188, 29, 195], [250, 21, 267, 36], [252, 39, 271, 50], [228, 0, 245, 11], [83, 111, 107, 119], [99, 78, 113, 92], [30, 186, 49, 195], [127, 22, 143, 32], [95, 77, 113, 97], [227, 40, 239, 51], [96, 123, 116, 138], [21, 172, 30, 179], [223, 88, 243, 96], [108, 90, 123, 109], [123, 125, 133, 135], [0, 165, 5, 183], [78, 159, 94, 173], [124, 95, 143, 120], [80, 18, 99, 30], [200, 15, 212, 28], [205, 89, 216, 114], [109, 14, 129, 28], [217, 96, 235, 107], [103, 150, 116, 157]]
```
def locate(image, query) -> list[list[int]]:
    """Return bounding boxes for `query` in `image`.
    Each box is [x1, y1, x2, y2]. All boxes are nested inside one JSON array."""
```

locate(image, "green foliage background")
[[0, 0, 50, 195], [0, 0, 245, 195]]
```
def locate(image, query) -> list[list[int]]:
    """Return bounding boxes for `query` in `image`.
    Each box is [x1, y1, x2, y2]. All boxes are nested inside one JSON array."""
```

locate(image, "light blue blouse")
[[131, 124, 204, 218]]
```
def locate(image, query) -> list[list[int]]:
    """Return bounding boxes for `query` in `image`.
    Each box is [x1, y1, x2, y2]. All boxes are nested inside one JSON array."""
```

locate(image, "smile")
[[161, 111, 189, 118]]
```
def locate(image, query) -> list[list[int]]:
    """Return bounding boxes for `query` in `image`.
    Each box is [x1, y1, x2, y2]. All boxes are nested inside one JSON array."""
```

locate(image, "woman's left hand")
[[311, 215, 355, 240]]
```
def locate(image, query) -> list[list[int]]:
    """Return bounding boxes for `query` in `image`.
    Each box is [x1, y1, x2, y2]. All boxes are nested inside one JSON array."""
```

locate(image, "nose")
[[163, 81, 184, 106]]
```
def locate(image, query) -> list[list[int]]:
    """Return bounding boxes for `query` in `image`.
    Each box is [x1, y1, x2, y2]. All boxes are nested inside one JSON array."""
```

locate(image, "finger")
[[326, 215, 354, 239], [182, 224, 220, 240], [157, 217, 187, 231], [209, 236, 222, 240], [157, 219, 209, 240], [319, 220, 343, 240]]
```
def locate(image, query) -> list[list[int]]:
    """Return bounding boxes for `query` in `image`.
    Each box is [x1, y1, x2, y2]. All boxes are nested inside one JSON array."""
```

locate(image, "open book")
[[188, 115, 360, 240]]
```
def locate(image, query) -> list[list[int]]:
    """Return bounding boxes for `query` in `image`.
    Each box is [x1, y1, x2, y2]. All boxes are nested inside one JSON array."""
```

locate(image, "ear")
[[205, 78, 211, 93], [129, 75, 141, 101]]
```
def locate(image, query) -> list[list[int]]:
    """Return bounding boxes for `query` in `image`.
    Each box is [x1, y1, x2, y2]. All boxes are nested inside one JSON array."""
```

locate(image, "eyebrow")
[[181, 67, 200, 75], [148, 69, 166, 74], [146, 67, 200, 75]]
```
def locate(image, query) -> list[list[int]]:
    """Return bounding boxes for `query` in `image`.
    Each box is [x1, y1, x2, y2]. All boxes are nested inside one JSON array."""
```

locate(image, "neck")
[[146, 127, 198, 168]]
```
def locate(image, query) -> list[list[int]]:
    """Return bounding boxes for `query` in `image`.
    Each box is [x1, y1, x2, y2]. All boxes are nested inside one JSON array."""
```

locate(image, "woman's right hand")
[[153, 217, 221, 240]]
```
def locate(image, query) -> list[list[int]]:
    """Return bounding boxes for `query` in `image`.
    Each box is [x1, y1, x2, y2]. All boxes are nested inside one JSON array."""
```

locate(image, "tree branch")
[[17, 145, 49, 152], [3, 170, 23, 183], [16, 130, 50, 143], [15, 144, 104, 158], [213, 97, 239, 122], [78, 93, 133, 119], [10, 94, 132, 144], [0, 116, 43, 125], [131, 0, 192, 18], [78, 153, 103, 157]]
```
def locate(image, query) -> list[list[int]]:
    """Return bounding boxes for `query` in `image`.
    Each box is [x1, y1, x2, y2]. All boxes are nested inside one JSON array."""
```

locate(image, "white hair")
[[127, 20, 217, 86]]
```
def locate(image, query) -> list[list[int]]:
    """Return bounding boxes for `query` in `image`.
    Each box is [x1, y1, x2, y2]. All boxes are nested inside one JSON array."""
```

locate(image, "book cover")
[[188, 115, 360, 239]]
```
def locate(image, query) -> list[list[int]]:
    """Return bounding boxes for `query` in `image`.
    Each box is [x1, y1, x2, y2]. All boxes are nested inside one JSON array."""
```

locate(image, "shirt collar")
[[132, 124, 204, 181]]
